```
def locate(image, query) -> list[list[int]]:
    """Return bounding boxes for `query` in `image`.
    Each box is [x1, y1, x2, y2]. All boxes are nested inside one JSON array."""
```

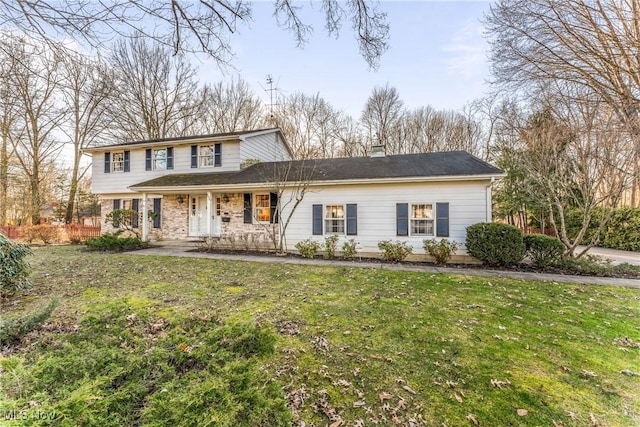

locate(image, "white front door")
[[189, 196, 208, 236], [189, 195, 222, 237]]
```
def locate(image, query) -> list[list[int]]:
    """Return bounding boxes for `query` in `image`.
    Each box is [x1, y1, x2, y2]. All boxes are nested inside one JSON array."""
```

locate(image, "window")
[[324, 205, 345, 234], [411, 203, 434, 236], [255, 194, 271, 222], [153, 148, 167, 170], [112, 152, 125, 172], [215, 196, 222, 216], [198, 143, 222, 167]]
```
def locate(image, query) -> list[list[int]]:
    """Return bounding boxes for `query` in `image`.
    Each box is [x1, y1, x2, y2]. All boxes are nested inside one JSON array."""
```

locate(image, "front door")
[[189, 196, 208, 236], [189, 195, 222, 237]]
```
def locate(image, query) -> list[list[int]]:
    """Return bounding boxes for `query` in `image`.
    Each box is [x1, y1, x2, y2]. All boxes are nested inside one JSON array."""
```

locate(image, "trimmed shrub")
[[0, 234, 32, 296], [22, 224, 59, 244], [602, 207, 640, 251], [524, 234, 565, 268], [378, 240, 413, 262], [466, 222, 525, 266], [342, 239, 359, 260], [85, 232, 148, 252], [324, 235, 339, 259], [423, 238, 459, 265], [295, 239, 322, 259]]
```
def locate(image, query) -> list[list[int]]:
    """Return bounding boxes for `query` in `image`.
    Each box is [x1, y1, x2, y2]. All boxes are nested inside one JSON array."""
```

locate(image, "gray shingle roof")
[[87, 128, 280, 149], [130, 151, 504, 189]]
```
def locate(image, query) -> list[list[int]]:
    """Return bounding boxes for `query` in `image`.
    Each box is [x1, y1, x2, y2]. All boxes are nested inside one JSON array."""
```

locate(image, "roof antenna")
[[261, 75, 281, 126]]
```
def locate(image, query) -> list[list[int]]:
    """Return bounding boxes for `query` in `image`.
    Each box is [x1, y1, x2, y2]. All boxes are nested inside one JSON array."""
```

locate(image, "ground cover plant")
[[1, 246, 639, 426]]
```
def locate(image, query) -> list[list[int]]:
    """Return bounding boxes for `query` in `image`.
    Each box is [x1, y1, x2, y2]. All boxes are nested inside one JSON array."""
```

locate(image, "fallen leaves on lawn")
[[516, 409, 528, 416], [589, 413, 600, 426], [490, 379, 511, 388], [278, 320, 301, 336], [613, 336, 640, 348], [310, 336, 330, 354], [620, 369, 638, 376], [379, 392, 393, 402], [580, 370, 597, 378], [454, 393, 463, 403], [402, 385, 417, 395], [466, 413, 480, 425]]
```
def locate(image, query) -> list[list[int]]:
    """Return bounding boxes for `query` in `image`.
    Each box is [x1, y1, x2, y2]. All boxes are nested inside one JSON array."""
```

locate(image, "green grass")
[[1, 246, 639, 426]]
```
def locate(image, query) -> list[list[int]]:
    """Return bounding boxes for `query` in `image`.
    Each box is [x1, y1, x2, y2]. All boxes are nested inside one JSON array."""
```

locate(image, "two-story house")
[[85, 127, 505, 259]]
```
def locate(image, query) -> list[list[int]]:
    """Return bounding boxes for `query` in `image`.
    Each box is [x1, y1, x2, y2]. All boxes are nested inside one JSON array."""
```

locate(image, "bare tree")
[[200, 79, 266, 133], [360, 84, 404, 153], [3, 36, 65, 224], [60, 52, 113, 223], [485, 0, 640, 205], [274, 92, 344, 159], [108, 37, 205, 141], [0, 0, 389, 68], [503, 95, 634, 257]]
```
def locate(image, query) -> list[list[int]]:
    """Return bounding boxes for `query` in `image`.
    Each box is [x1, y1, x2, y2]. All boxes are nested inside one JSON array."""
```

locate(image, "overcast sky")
[[197, 0, 492, 118]]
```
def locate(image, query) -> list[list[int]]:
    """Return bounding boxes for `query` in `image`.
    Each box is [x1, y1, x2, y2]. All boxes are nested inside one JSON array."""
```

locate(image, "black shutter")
[[191, 145, 198, 168], [270, 192, 278, 224], [167, 147, 174, 169], [153, 198, 161, 228], [346, 204, 357, 235], [112, 199, 121, 227], [243, 193, 252, 223], [104, 152, 111, 173], [145, 149, 152, 171], [124, 151, 130, 172], [214, 143, 222, 167], [131, 199, 139, 228], [396, 203, 409, 236], [436, 203, 450, 237], [312, 204, 323, 235]]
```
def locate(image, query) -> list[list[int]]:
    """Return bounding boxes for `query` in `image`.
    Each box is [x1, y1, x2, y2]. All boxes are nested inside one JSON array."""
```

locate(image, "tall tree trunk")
[[0, 131, 8, 225]]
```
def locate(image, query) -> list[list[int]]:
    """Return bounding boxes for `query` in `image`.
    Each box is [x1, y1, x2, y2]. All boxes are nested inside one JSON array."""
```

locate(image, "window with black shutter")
[[104, 152, 111, 173], [346, 204, 357, 235], [152, 198, 161, 228], [436, 203, 450, 237], [396, 203, 409, 236], [312, 204, 323, 235], [243, 193, 252, 223], [145, 149, 152, 171]]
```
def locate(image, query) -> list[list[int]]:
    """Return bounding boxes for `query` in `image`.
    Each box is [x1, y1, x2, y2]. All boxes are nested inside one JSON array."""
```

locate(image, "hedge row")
[[565, 207, 640, 251]]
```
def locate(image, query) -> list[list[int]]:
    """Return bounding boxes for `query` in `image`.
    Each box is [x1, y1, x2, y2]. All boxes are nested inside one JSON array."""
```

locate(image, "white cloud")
[[442, 18, 488, 80]]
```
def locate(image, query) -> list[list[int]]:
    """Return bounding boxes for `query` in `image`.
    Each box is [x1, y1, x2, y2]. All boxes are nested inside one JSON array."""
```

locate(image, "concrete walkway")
[[577, 246, 640, 266], [128, 243, 640, 289]]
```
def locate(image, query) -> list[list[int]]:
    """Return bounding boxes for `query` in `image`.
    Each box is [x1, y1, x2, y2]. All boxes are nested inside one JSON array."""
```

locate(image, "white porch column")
[[206, 191, 213, 236], [141, 193, 148, 240]]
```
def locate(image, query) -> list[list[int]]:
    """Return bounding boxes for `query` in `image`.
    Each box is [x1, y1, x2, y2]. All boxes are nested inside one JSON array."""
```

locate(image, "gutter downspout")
[[486, 177, 495, 222]]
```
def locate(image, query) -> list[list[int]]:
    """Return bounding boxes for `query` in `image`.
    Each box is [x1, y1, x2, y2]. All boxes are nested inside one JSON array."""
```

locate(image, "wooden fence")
[[0, 225, 101, 242], [521, 227, 557, 236]]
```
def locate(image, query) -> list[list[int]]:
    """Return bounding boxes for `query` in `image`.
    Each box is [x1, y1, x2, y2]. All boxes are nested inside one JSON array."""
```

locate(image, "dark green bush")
[[85, 232, 148, 252], [0, 234, 32, 295], [378, 240, 413, 262], [602, 207, 640, 251], [466, 222, 525, 266], [524, 234, 566, 268]]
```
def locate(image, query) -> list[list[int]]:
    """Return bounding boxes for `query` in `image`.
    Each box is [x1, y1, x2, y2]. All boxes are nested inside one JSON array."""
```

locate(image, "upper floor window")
[[112, 152, 125, 172], [104, 151, 130, 173], [153, 149, 167, 170], [192, 143, 221, 168], [145, 147, 173, 171]]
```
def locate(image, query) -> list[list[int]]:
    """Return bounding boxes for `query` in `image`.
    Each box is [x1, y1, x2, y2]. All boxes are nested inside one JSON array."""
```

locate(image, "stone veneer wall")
[[100, 194, 276, 244]]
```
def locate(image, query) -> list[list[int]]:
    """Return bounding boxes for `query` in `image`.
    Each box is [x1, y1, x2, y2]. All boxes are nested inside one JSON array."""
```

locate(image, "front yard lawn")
[[1, 246, 639, 426]]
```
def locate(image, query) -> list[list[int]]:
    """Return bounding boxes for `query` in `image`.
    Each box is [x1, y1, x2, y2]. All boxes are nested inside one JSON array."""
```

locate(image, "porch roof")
[[129, 151, 505, 190]]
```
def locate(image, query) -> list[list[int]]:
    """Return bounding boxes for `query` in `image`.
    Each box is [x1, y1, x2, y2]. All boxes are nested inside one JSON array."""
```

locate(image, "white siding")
[[280, 180, 490, 255], [240, 133, 291, 163], [91, 142, 240, 194]]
